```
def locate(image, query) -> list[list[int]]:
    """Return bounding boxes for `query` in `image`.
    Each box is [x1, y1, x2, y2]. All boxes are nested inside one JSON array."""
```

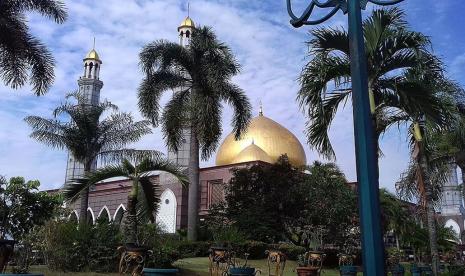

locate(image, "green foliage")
[[0, 0, 67, 95], [39, 219, 122, 273], [207, 158, 357, 248], [0, 176, 61, 240], [298, 7, 453, 159], [269, 243, 306, 261]]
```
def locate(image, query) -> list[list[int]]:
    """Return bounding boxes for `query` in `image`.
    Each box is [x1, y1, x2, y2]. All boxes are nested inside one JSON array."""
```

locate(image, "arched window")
[[69, 210, 79, 224], [113, 204, 126, 225], [186, 30, 190, 38], [88, 62, 94, 78], [98, 206, 111, 222], [84, 63, 88, 77]]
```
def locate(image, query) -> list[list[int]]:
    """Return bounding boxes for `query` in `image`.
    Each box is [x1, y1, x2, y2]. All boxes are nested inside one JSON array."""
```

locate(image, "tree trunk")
[[419, 150, 439, 276], [187, 126, 200, 241], [79, 162, 92, 226], [127, 179, 138, 244]]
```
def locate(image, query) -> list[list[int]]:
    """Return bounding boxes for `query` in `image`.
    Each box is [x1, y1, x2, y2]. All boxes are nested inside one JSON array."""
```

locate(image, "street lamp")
[[287, 0, 404, 275]]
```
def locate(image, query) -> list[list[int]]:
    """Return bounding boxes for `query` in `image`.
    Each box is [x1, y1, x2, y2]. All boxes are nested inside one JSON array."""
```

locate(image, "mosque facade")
[[60, 16, 307, 233]]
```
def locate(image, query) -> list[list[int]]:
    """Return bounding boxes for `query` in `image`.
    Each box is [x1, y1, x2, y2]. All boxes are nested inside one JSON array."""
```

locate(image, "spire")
[[93, 37, 96, 49], [188, 1, 190, 17], [259, 100, 263, 116]]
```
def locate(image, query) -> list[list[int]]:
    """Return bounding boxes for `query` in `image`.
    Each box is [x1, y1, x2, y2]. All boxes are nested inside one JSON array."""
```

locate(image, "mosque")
[[56, 15, 465, 242], [60, 16, 307, 233]]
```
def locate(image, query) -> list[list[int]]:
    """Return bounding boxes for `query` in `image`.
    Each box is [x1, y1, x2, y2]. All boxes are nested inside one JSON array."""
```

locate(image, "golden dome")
[[84, 49, 100, 61], [231, 142, 273, 164], [216, 113, 307, 167], [178, 16, 195, 30]]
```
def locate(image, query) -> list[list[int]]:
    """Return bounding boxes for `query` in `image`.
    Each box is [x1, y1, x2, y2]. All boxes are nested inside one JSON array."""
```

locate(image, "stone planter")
[[339, 265, 358, 276], [142, 268, 179, 276], [296, 267, 319, 276], [229, 267, 256, 276], [0, 239, 15, 273], [118, 243, 150, 276]]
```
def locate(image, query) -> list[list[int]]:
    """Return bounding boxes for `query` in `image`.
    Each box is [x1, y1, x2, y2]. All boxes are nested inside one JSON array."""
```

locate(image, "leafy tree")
[[288, 161, 358, 248], [25, 92, 152, 224], [216, 156, 307, 243], [0, 176, 60, 241], [209, 157, 357, 246], [138, 26, 251, 240], [0, 0, 67, 95], [297, 7, 447, 176], [63, 150, 187, 244]]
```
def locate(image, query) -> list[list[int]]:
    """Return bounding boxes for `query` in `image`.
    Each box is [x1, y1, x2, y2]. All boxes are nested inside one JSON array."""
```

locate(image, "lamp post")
[[287, 0, 403, 275]]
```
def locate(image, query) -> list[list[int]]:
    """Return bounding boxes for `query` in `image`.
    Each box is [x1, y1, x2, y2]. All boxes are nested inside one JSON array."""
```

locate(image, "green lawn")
[[19, 258, 429, 276], [173, 257, 344, 276]]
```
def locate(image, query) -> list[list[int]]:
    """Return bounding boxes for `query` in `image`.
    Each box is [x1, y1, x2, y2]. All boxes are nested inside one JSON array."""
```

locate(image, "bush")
[[232, 241, 268, 259], [269, 243, 306, 261], [40, 218, 122, 273], [176, 241, 211, 258]]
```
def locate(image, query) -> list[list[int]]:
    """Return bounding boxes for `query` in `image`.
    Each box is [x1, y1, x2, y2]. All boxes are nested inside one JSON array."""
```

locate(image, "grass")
[[173, 257, 344, 276], [21, 258, 344, 276]]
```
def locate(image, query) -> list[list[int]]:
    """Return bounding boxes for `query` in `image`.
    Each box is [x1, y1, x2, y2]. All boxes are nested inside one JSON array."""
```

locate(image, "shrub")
[[39, 218, 122, 273], [232, 241, 268, 259], [269, 243, 306, 261], [176, 241, 211, 258]]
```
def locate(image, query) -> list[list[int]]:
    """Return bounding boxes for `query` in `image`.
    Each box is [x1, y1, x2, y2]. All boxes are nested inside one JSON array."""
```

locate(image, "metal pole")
[[347, 0, 385, 274]]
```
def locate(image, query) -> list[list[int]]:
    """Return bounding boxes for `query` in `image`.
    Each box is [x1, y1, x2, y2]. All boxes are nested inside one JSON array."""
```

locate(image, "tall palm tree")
[[0, 0, 67, 95], [138, 26, 251, 240], [63, 150, 188, 244], [25, 92, 152, 224], [297, 8, 446, 176], [395, 65, 459, 275]]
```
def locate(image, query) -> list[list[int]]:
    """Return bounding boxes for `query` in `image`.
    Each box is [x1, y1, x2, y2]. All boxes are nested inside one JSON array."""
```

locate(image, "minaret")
[[167, 16, 195, 168], [64, 44, 103, 181], [439, 162, 464, 215]]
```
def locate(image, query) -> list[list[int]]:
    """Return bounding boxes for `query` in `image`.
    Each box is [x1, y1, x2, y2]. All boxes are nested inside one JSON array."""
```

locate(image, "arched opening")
[[94, 63, 99, 79], [156, 189, 177, 233], [69, 210, 79, 224], [98, 206, 111, 222], [88, 62, 94, 78], [113, 204, 126, 225], [445, 219, 461, 242], [84, 63, 88, 77], [87, 207, 95, 225], [186, 30, 190, 38]]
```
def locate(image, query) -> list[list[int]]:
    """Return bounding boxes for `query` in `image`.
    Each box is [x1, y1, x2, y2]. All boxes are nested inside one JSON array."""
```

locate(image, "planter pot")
[[391, 264, 405, 276], [0, 239, 15, 273], [143, 268, 179, 276], [296, 267, 319, 276], [229, 267, 256, 276], [118, 243, 150, 276], [339, 265, 358, 276]]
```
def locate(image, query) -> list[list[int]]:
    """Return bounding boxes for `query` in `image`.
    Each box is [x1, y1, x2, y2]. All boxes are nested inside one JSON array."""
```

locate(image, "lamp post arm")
[[287, 0, 346, 27]]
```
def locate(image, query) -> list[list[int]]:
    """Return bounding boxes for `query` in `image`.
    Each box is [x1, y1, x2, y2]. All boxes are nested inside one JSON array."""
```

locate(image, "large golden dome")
[[216, 112, 307, 167]]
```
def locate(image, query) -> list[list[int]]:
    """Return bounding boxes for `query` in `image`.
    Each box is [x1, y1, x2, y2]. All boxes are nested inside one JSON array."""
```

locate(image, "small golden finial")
[[259, 100, 263, 116]]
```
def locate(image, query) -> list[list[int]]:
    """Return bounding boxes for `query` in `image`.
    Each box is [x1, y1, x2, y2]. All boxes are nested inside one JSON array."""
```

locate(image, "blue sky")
[[0, 0, 464, 191]]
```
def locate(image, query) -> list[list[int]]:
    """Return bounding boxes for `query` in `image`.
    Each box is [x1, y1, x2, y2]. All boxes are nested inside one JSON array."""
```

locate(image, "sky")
[[0, 0, 464, 191]]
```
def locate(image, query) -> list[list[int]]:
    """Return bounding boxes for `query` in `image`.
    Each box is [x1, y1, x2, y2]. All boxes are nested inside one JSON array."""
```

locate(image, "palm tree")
[[138, 26, 251, 240], [0, 0, 67, 95], [25, 92, 151, 224], [63, 150, 188, 244], [297, 7, 446, 176]]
